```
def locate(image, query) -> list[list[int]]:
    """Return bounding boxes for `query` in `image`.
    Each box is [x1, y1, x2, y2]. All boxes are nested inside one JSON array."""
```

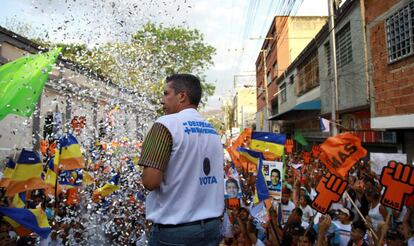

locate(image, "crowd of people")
[[0, 140, 150, 246], [0, 138, 413, 246], [221, 150, 414, 246]]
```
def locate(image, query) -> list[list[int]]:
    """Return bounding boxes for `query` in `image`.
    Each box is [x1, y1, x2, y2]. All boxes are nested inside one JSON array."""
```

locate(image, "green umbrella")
[[0, 48, 61, 120]]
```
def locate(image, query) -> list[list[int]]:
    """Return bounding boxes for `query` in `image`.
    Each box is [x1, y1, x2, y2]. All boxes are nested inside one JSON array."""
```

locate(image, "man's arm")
[[138, 122, 173, 191]]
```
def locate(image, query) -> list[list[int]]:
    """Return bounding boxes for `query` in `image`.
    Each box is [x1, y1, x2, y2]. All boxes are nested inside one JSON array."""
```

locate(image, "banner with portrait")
[[263, 160, 283, 202], [224, 177, 242, 200], [224, 176, 242, 209]]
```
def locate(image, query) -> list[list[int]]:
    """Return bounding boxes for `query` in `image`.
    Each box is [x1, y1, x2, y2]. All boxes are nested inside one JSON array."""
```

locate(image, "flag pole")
[[54, 139, 61, 210], [344, 191, 378, 240]]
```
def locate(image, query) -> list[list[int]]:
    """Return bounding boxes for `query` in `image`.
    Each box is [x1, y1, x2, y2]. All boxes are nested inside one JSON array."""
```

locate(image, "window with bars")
[[267, 72, 272, 84], [296, 53, 319, 96], [289, 75, 294, 84], [273, 62, 278, 79], [386, 0, 414, 63], [324, 42, 332, 77], [336, 23, 352, 68], [280, 83, 287, 103]]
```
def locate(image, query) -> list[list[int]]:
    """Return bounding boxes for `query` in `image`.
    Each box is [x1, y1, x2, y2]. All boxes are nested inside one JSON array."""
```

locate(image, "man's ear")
[[178, 91, 187, 103]]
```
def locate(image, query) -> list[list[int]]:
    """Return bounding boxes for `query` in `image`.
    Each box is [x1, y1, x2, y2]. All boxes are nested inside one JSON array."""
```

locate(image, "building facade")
[[265, 0, 411, 160], [233, 86, 257, 130], [365, 0, 414, 161], [255, 16, 328, 132]]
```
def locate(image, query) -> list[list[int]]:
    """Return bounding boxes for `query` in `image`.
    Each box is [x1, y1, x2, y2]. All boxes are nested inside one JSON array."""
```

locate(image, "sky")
[[0, 0, 328, 112]]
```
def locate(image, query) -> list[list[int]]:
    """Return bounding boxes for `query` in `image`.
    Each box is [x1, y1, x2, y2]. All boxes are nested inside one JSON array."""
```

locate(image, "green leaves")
[[42, 23, 216, 113]]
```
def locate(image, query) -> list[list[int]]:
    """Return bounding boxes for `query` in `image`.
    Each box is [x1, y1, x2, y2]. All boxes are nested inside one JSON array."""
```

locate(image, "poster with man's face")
[[262, 161, 283, 202]]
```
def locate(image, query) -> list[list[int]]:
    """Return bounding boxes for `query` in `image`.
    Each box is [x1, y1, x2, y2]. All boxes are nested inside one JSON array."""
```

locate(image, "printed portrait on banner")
[[263, 161, 283, 202]]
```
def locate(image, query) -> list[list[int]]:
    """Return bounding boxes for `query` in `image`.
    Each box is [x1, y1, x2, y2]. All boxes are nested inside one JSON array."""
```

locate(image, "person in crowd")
[[347, 220, 368, 246], [138, 74, 224, 246], [385, 228, 406, 246], [297, 228, 316, 246], [299, 195, 315, 225], [281, 207, 306, 245], [231, 207, 257, 246], [281, 186, 296, 227], [365, 189, 388, 232]]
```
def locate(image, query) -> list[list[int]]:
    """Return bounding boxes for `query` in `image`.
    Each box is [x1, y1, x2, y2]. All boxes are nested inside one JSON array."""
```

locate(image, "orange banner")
[[380, 161, 414, 211], [319, 133, 367, 178], [285, 139, 293, 154], [311, 172, 348, 214], [227, 128, 252, 170], [312, 145, 321, 158]]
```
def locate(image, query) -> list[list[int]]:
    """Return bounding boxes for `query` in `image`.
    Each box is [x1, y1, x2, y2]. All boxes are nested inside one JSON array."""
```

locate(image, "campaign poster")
[[263, 161, 283, 202], [224, 177, 242, 199], [370, 152, 407, 175]]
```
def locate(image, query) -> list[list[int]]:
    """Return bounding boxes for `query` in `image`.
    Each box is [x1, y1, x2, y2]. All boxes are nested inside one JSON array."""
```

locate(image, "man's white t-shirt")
[[145, 108, 225, 224], [281, 200, 295, 226]]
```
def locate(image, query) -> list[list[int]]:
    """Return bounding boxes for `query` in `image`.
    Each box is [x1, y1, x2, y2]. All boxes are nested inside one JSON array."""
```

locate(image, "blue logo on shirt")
[[199, 176, 218, 185], [199, 157, 217, 185], [183, 121, 217, 135]]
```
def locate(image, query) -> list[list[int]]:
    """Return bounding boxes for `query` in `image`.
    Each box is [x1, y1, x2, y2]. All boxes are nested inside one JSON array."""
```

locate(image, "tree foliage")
[[39, 23, 216, 110]]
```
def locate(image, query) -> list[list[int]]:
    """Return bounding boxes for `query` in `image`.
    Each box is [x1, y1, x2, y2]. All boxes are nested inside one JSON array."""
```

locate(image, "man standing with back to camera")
[[138, 74, 224, 246]]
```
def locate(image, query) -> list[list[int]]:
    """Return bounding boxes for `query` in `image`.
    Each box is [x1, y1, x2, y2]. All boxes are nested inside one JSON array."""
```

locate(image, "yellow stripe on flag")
[[31, 208, 50, 228], [60, 144, 82, 159], [82, 171, 94, 185], [11, 163, 43, 181], [59, 144, 84, 170], [3, 167, 15, 179], [44, 169, 56, 187], [238, 151, 259, 165], [98, 183, 119, 197], [250, 139, 284, 157], [11, 193, 25, 208]]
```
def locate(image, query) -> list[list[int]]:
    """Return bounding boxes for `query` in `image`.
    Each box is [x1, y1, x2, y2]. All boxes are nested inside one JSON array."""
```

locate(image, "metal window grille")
[[325, 42, 331, 77], [280, 83, 287, 103], [267, 72, 272, 84], [273, 62, 278, 79], [336, 23, 352, 68], [386, 0, 414, 63], [289, 75, 294, 84]]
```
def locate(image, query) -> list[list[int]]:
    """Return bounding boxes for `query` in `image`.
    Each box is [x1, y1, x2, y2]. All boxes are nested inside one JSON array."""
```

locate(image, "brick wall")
[[366, 0, 414, 117]]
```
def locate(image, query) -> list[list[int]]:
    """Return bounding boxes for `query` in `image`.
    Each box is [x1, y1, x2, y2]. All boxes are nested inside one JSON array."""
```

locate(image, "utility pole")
[[328, 0, 339, 136]]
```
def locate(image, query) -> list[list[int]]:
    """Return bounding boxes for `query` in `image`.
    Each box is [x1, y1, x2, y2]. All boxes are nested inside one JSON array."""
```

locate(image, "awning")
[[268, 100, 321, 121]]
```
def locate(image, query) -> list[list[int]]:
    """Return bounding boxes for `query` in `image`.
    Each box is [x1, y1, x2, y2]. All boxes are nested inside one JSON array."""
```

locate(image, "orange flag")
[[319, 133, 367, 178], [227, 128, 252, 169]]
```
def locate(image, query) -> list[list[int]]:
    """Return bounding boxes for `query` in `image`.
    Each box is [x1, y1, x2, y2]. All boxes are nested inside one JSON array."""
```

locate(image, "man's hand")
[[311, 172, 347, 214], [380, 161, 414, 211], [318, 215, 332, 234]]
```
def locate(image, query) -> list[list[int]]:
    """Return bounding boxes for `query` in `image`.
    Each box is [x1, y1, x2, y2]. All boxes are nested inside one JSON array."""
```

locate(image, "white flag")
[[320, 117, 330, 132]]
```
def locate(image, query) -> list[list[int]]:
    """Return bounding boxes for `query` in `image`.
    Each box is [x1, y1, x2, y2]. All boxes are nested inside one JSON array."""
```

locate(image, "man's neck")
[[178, 105, 197, 112]]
